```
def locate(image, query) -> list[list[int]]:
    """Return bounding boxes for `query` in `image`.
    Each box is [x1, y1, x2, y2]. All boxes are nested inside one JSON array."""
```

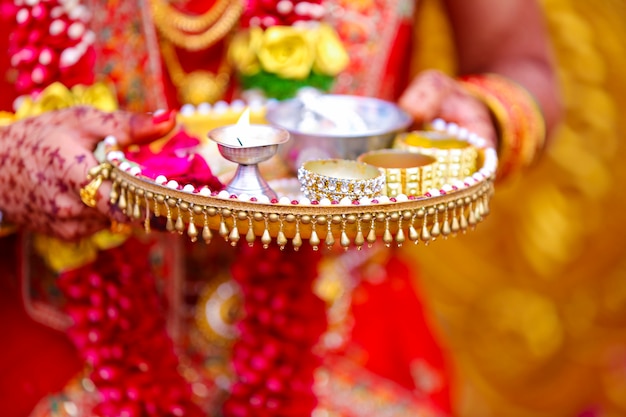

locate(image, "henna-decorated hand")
[[0, 107, 176, 240], [399, 70, 497, 148]]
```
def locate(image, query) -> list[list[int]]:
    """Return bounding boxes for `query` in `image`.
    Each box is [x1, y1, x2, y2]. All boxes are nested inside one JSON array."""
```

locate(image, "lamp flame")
[[236, 108, 251, 127], [234, 108, 252, 146]]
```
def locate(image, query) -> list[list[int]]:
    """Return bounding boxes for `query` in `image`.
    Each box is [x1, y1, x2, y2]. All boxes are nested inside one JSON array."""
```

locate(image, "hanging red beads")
[[58, 238, 204, 417], [223, 243, 327, 417], [6, 0, 96, 96]]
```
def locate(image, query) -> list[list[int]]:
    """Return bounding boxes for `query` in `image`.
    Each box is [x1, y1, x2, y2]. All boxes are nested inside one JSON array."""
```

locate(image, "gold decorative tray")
[[94, 104, 497, 251]]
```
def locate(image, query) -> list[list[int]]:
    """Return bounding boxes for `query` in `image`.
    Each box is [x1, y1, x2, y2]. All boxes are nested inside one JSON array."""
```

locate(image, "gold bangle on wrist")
[[459, 73, 546, 180]]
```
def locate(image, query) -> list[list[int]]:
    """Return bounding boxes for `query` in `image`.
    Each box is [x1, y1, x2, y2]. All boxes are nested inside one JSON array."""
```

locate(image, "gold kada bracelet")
[[459, 73, 546, 180]]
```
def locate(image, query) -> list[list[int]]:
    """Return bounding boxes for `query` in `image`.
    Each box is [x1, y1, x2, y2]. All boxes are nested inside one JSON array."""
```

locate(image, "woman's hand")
[[398, 70, 497, 148], [0, 107, 176, 240]]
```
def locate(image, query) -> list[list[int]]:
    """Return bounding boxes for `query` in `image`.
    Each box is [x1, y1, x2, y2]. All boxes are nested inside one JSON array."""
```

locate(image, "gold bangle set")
[[393, 131, 478, 188], [459, 74, 546, 180]]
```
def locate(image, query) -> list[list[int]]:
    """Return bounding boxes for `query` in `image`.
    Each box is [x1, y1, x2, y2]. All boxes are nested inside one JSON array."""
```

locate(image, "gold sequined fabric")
[[410, 1, 626, 416]]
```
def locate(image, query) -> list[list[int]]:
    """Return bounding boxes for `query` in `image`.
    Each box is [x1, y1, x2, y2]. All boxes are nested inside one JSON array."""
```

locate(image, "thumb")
[[68, 107, 178, 148]]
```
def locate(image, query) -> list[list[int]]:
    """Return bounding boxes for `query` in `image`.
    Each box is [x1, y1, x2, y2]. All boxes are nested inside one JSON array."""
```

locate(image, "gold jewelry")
[[151, 0, 230, 33], [459, 74, 546, 180], [151, 0, 244, 51], [195, 274, 242, 346], [297, 159, 386, 202], [358, 150, 439, 198], [394, 131, 478, 186], [159, 38, 231, 105], [79, 175, 103, 208], [79, 164, 109, 208]]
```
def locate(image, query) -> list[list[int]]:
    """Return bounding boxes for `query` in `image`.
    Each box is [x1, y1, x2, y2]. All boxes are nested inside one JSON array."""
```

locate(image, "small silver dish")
[[266, 94, 412, 172]]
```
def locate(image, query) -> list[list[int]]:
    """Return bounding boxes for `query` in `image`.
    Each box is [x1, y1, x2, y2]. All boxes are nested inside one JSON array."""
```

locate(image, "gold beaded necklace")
[[159, 38, 232, 105], [151, 0, 244, 51], [151, 0, 243, 104], [151, 0, 230, 33]]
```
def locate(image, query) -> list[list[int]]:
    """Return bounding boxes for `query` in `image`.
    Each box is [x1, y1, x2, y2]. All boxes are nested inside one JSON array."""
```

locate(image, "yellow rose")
[[258, 26, 315, 80], [313, 24, 349, 76], [14, 82, 118, 119], [22, 82, 76, 117], [228, 26, 264, 76], [73, 82, 118, 112]]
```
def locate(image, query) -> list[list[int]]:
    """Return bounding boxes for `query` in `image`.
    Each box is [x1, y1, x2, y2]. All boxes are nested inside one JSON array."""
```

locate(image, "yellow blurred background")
[[408, 1, 626, 416]]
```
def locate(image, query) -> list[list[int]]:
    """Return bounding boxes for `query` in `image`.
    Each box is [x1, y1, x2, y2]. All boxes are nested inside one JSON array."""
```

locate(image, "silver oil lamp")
[[208, 109, 290, 200]]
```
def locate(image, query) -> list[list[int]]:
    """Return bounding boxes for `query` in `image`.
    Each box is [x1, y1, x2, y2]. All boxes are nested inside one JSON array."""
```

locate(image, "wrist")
[[459, 73, 546, 181]]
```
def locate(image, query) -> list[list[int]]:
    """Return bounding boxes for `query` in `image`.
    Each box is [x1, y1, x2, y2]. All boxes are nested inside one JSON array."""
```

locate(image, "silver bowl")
[[265, 94, 412, 172]]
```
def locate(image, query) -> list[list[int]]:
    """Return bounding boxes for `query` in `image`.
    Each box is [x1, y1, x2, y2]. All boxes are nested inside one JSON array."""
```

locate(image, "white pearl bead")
[[180, 104, 195, 116], [60, 48, 80, 67], [256, 195, 270, 204], [31, 67, 45, 83], [49, 19, 66, 36], [67, 22, 85, 39], [446, 123, 460, 136], [50, 6, 64, 18], [431, 118, 447, 132], [309, 4, 325, 19], [395, 194, 409, 202], [339, 197, 352, 206], [213, 100, 229, 114], [294, 2, 310, 15], [319, 198, 331, 206], [16, 8, 29, 24], [82, 30, 96, 45], [166, 180, 179, 189], [230, 99, 245, 112], [276, 0, 293, 14], [103, 135, 117, 145], [182, 184, 195, 193], [452, 180, 465, 189], [198, 187, 212, 196], [479, 168, 492, 178], [129, 166, 142, 176], [155, 175, 167, 184], [196, 102, 212, 114], [39, 49, 53, 65], [299, 197, 311, 205], [106, 150, 124, 162], [377, 195, 390, 204], [278, 196, 291, 205], [217, 190, 230, 199], [118, 161, 131, 172]]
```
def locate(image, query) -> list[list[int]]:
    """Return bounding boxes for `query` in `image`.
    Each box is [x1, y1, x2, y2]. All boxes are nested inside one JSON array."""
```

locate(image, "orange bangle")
[[459, 74, 546, 180]]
